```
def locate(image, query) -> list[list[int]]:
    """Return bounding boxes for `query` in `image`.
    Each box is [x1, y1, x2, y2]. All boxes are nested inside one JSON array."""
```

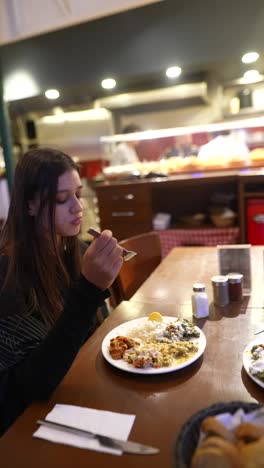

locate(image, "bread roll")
[[240, 438, 264, 468], [250, 149, 264, 161], [191, 445, 242, 468], [235, 422, 264, 442], [201, 416, 234, 441], [200, 436, 239, 452]]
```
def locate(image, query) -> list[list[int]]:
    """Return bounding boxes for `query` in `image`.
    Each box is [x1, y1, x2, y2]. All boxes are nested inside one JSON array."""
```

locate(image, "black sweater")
[[0, 258, 109, 436]]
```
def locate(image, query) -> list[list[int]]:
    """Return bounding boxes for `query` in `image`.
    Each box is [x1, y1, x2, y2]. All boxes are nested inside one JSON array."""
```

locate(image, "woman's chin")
[[61, 226, 81, 237]]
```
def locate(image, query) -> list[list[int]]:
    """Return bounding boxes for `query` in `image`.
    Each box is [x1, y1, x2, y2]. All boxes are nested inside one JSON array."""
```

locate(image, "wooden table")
[[1, 247, 264, 467], [131, 246, 264, 308]]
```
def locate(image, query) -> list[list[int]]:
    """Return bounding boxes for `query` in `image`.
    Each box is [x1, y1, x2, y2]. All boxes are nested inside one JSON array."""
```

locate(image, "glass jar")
[[211, 275, 229, 307], [227, 273, 243, 302], [191, 283, 209, 318]]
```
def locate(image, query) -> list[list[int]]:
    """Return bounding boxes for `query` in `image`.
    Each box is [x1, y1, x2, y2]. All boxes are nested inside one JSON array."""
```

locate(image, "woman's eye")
[[56, 190, 82, 204], [56, 198, 68, 204]]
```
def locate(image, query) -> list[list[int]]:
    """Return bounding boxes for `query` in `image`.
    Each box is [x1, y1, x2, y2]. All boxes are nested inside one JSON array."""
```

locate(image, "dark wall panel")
[[0, 0, 264, 91]]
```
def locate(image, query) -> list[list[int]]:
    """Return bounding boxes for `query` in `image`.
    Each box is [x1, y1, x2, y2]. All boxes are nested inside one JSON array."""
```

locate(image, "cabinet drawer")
[[96, 185, 150, 208], [98, 203, 152, 224]]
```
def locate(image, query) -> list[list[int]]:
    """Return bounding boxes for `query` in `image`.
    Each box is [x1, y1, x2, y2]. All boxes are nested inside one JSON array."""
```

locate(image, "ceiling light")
[[4, 71, 39, 101], [101, 78, 116, 89], [45, 89, 60, 99], [242, 52, 259, 64], [243, 69, 261, 83], [166, 66, 182, 78]]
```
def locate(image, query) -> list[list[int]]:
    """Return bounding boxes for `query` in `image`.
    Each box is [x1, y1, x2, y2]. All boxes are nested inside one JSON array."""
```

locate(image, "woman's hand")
[[81, 230, 123, 290]]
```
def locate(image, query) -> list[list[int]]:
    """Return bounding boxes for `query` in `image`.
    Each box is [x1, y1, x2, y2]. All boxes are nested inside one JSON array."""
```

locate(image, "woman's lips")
[[71, 217, 82, 225]]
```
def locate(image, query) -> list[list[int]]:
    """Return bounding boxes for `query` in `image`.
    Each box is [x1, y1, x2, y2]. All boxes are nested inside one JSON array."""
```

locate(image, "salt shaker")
[[211, 275, 229, 307], [192, 283, 209, 318]]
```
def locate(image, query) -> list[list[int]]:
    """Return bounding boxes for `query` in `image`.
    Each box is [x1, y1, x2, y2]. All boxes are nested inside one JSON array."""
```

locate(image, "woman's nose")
[[70, 196, 83, 213]]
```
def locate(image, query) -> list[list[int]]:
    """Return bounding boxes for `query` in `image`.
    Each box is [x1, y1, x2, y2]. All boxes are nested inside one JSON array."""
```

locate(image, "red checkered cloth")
[[155, 228, 240, 258]]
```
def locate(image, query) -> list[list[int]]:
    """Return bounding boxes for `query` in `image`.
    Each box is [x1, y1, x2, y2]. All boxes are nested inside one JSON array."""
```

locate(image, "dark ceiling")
[[1, 0, 264, 115]]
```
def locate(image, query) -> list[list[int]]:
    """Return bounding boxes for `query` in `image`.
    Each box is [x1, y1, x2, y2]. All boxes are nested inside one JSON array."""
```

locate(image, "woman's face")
[[29, 169, 83, 238], [53, 169, 83, 237]]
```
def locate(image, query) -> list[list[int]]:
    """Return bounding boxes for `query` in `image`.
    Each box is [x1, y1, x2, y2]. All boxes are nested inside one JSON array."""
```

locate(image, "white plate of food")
[[243, 338, 264, 389], [101, 313, 206, 374]]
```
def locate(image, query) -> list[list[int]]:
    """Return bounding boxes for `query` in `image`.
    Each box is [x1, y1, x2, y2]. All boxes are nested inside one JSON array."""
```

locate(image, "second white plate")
[[243, 337, 264, 389]]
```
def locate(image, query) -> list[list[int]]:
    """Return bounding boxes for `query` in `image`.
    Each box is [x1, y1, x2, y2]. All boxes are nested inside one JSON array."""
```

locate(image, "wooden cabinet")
[[95, 182, 153, 239], [94, 169, 264, 242]]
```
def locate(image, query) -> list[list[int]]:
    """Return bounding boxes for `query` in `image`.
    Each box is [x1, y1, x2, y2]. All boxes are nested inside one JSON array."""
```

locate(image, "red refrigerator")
[[247, 198, 264, 245]]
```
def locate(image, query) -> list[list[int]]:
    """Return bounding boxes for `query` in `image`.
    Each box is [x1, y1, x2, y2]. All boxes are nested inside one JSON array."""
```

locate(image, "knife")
[[37, 419, 159, 455], [254, 327, 264, 335]]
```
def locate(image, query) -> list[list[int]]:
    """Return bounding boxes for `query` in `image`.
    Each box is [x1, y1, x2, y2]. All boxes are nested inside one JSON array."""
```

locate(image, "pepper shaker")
[[211, 275, 229, 307]]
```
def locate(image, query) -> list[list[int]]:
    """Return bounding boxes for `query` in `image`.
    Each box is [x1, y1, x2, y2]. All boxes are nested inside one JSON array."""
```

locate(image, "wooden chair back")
[[111, 232, 162, 305]]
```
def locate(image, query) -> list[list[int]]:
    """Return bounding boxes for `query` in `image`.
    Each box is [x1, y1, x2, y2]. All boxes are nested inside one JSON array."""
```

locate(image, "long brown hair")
[[0, 148, 82, 326]]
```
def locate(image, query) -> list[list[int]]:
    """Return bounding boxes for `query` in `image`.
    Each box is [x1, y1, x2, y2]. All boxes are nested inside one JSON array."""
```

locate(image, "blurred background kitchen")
[[1, 0, 264, 248]]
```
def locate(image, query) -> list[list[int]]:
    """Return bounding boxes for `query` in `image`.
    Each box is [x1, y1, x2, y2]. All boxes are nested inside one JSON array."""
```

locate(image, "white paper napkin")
[[33, 404, 136, 455]]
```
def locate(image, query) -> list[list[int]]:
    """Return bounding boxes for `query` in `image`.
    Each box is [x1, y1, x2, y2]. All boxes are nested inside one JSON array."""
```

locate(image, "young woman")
[[0, 148, 123, 435]]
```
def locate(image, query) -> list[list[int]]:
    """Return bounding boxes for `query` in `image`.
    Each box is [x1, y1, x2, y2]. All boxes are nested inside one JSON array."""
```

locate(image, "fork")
[[87, 228, 137, 261]]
